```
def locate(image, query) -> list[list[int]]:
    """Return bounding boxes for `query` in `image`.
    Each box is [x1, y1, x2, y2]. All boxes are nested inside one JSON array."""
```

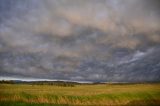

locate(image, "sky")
[[0, 0, 160, 82]]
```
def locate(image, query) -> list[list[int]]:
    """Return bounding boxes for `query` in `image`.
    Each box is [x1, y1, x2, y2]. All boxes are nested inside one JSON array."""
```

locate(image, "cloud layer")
[[0, 0, 160, 82]]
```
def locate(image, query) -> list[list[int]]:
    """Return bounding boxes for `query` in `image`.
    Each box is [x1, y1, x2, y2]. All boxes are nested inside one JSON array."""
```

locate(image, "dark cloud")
[[0, 0, 160, 82]]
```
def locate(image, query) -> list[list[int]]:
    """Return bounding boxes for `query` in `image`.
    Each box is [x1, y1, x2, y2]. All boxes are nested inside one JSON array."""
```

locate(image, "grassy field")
[[0, 83, 160, 106]]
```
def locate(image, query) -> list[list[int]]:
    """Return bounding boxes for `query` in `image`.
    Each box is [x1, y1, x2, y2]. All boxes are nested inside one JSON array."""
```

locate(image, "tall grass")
[[0, 83, 160, 105]]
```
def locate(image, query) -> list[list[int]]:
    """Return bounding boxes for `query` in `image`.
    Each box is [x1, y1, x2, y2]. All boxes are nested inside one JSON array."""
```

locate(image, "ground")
[[0, 83, 160, 106]]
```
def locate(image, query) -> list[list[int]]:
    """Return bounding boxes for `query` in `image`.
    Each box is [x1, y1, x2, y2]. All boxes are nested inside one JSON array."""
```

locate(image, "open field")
[[0, 83, 160, 106]]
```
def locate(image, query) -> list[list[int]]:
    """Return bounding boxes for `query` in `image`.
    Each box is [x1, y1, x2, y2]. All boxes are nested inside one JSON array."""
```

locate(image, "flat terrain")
[[0, 83, 160, 106]]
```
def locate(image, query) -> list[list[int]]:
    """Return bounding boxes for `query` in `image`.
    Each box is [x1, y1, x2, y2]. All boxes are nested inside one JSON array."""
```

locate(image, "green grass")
[[0, 83, 160, 105], [0, 101, 69, 106]]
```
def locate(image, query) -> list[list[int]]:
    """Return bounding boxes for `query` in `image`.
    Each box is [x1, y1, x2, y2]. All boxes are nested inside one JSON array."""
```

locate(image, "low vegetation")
[[0, 83, 160, 106]]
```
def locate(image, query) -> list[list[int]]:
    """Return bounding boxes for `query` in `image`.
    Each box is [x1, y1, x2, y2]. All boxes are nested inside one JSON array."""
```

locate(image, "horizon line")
[[0, 76, 93, 83]]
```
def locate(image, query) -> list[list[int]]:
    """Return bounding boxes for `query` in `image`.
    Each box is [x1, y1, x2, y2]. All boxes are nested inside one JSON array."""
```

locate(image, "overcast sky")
[[0, 0, 160, 82]]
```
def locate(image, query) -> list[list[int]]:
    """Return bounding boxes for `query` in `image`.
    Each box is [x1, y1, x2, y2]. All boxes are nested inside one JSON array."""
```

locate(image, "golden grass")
[[0, 83, 160, 105]]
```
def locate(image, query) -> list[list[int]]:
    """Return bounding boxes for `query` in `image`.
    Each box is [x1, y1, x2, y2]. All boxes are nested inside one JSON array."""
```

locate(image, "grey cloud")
[[0, 0, 160, 82]]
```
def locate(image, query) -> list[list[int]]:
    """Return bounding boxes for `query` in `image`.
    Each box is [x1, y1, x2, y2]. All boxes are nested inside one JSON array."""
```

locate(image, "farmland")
[[0, 83, 160, 106]]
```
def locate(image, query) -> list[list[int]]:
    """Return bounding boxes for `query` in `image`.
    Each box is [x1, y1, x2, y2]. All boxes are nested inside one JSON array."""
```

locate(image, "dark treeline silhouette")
[[0, 80, 15, 84], [1, 80, 159, 87], [28, 81, 77, 87], [0, 80, 83, 87]]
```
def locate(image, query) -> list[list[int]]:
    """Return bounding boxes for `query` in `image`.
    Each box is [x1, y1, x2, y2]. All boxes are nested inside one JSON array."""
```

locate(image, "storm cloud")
[[0, 0, 160, 82]]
